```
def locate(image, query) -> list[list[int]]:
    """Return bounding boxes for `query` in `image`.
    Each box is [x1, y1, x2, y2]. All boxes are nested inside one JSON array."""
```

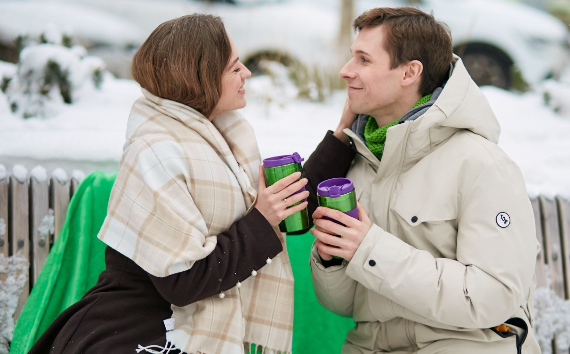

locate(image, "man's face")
[[340, 25, 407, 118]]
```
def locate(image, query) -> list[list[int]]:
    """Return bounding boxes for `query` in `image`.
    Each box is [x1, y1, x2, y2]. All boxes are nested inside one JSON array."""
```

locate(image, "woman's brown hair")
[[353, 7, 453, 96], [131, 14, 231, 117]]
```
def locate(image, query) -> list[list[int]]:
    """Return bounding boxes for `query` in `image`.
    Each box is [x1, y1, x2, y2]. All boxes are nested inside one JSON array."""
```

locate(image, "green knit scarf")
[[364, 94, 432, 160]]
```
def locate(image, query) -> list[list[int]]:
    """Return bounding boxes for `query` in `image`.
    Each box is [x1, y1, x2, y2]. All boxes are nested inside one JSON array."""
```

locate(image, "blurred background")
[[0, 0, 570, 196]]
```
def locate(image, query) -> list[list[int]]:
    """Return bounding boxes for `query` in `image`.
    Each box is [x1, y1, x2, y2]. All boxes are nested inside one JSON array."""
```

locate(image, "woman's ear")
[[402, 60, 423, 87]]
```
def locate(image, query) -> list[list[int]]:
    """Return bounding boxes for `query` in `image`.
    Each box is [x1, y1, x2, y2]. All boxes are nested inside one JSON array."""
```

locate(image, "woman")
[[29, 14, 308, 354]]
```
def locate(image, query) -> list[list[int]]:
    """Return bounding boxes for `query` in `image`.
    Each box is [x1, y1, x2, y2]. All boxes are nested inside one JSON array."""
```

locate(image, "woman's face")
[[209, 36, 251, 120]]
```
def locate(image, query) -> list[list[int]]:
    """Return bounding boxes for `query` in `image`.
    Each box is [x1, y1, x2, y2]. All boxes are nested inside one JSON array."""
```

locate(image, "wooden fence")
[[1, 167, 570, 352], [0, 166, 82, 323]]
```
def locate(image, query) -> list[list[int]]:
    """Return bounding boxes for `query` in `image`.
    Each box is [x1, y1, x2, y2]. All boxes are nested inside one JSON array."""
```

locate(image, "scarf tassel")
[[244, 342, 291, 354]]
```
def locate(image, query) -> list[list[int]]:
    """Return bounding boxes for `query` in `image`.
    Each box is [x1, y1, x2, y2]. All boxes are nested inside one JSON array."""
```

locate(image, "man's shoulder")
[[445, 130, 513, 166]]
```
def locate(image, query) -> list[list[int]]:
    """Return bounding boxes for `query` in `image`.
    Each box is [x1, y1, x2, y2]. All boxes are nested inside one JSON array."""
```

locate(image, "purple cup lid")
[[263, 152, 304, 168], [317, 178, 354, 198]]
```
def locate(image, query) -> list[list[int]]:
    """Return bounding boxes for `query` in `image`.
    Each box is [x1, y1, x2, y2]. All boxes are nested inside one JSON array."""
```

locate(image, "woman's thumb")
[[258, 165, 266, 191]]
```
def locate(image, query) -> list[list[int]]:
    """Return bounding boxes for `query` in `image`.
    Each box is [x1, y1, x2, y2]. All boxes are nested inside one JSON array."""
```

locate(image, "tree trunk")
[[338, 0, 354, 63]]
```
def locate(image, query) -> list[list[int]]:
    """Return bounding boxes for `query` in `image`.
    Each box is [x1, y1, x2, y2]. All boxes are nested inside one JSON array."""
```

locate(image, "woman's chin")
[[235, 98, 247, 110]]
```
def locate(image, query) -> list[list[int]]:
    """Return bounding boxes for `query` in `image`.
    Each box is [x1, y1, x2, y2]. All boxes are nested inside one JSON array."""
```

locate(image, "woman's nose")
[[242, 63, 252, 79]]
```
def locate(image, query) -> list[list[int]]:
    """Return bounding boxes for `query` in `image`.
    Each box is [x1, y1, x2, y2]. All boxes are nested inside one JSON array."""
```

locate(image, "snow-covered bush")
[[0, 252, 29, 354], [534, 265, 570, 354], [4, 28, 106, 119], [540, 80, 570, 118]]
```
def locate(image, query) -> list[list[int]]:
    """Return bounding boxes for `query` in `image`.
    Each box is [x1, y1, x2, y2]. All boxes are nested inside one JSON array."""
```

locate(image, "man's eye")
[[361, 57, 369, 63]]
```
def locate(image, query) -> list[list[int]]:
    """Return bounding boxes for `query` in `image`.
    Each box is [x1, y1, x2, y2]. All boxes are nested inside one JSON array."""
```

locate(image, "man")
[[303, 7, 541, 354]]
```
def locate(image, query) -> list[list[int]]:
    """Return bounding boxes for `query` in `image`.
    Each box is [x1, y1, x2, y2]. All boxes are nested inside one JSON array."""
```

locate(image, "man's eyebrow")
[[354, 50, 370, 56]]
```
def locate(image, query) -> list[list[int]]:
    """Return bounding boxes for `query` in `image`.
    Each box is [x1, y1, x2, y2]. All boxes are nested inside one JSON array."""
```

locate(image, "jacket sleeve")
[[310, 242, 358, 317], [303, 131, 356, 227], [149, 208, 283, 307], [345, 161, 538, 328]]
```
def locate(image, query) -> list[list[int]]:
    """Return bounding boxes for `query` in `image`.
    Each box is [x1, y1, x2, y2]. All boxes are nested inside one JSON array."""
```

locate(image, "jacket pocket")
[[393, 195, 457, 227], [490, 317, 528, 354], [392, 193, 458, 257]]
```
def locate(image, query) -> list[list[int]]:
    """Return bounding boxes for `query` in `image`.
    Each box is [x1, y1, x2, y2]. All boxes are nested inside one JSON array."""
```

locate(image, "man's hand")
[[310, 202, 372, 261], [333, 97, 358, 146]]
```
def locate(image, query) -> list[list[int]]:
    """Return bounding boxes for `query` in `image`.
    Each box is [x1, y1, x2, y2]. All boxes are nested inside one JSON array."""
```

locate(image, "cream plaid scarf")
[[98, 89, 294, 354]]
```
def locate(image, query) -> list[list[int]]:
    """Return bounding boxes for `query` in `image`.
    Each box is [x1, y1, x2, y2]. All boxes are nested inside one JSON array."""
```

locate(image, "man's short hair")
[[353, 7, 453, 96]]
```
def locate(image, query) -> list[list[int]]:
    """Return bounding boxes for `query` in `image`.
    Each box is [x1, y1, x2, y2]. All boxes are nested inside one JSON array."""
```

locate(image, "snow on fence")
[[0, 164, 83, 352]]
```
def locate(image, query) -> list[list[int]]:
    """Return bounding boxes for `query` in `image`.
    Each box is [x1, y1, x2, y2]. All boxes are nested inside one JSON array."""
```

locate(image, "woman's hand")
[[255, 165, 309, 227], [333, 97, 358, 146], [310, 202, 372, 261]]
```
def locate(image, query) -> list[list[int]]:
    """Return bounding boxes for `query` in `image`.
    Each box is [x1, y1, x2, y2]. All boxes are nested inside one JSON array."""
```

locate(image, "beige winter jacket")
[[310, 57, 541, 353]]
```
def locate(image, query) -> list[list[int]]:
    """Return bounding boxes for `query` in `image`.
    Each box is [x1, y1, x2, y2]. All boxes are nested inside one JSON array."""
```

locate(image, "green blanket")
[[10, 171, 354, 354]]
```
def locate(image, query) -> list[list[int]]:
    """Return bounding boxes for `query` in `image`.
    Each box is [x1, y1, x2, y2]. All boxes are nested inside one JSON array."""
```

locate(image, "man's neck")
[[370, 92, 422, 127]]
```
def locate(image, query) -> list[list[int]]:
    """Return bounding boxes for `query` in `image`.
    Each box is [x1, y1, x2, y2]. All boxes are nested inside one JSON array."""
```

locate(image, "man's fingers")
[[258, 165, 266, 192], [265, 171, 302, 194], [314, 218, 346, 237], [310, 227, 345, 248], [314, 240, 334, 261], [313, 207, 359, 229], [315, 239, 343, 259]]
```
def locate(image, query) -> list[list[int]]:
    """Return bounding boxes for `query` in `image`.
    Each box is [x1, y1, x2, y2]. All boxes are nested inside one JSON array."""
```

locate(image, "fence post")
[[50, 168, 69, 244], [9, 165, 30, 321], [557, 197, 570, 302], [29, 166, 50, 287], [0, 164, 8, 283], [531, 197, 547, 289], [540, 196, 569, 354]]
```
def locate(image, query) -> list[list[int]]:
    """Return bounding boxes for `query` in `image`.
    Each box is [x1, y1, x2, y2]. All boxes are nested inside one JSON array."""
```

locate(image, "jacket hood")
[[427, 55, 500, 145]]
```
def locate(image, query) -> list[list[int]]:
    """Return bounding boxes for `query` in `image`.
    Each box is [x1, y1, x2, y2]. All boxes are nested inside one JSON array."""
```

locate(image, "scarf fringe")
[[137, 341, 178, 353], [136, 341, 207, 354], [244, 342, 291, 354]]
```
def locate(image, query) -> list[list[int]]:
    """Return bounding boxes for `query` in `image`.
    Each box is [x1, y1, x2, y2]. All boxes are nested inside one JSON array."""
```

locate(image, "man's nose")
[[339, 59, 355, 80]]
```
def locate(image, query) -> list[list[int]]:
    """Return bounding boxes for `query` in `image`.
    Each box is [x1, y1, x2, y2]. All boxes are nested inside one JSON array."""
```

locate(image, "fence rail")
[[1, 166, 570, 353]]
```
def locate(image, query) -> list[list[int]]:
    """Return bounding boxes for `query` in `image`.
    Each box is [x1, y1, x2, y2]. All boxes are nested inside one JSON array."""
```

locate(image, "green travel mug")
[[263, 152, 310, 234], [317, 178, 359, 259]]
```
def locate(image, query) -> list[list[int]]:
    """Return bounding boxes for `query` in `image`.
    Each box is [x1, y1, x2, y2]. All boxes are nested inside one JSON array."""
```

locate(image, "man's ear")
[[402, 60, 423, 87]]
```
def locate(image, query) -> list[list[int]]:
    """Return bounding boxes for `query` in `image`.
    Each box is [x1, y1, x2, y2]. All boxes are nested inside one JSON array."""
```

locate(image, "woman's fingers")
[[265, 172, 302, 194], [275, 178, 308, 201], [281, 201, 308, 219], [283, 190, 309, 206]]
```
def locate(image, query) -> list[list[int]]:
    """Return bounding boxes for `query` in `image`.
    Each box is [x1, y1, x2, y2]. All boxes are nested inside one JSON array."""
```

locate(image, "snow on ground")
[[0, 70, 140, 173], [0, 64, 570, 197]]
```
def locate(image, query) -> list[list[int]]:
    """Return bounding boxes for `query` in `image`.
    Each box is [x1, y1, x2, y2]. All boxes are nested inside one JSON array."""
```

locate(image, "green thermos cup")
[[317, 178, 359, 260], [263, 152, 310, 234]]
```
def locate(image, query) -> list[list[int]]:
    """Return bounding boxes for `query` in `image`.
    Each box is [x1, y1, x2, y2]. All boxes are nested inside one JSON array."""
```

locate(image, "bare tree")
[[338, 0, 354, 64]]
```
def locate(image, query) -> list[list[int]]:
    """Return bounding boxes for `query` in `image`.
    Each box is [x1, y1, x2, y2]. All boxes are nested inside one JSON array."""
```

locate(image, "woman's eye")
[[361, 57, 368, 63], [234, 68, 241, 73]]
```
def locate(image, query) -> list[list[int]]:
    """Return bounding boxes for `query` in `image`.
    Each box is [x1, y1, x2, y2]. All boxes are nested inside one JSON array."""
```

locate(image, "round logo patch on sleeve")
[[496, 212, 511, 228]]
